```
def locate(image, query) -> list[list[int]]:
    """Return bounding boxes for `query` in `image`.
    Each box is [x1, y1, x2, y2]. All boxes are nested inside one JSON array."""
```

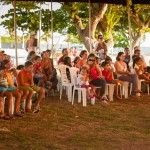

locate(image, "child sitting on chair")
[[133, 57, 150, 82], [77, 67, 96, 99], [33, 56, 47, 87], [17, 61, 45, 113], [101, 61, 122, 99]]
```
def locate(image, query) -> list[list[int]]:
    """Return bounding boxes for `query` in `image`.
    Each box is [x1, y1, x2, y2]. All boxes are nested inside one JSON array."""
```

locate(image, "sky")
[[0, 2, 150, 48]]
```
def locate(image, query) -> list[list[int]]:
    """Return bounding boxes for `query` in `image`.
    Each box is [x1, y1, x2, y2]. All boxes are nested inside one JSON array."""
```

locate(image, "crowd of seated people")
[[0, 49, 59, 120], [58, 45, 150, 105], [0, 44, 149, 119]]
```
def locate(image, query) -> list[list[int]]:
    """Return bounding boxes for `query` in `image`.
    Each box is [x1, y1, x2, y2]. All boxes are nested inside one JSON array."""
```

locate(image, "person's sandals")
[[33, 108, 40, 113], [14, 112, 23, 117], [4, 115, 15, 120], [135, 89, 142, 93], [26, 109, 32, 113], [116, 95, 122, 100]]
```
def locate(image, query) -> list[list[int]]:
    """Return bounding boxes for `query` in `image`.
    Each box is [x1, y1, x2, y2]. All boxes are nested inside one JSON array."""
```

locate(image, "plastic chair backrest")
[[69, 67, 79, 86], [58, 64, 70, 84]]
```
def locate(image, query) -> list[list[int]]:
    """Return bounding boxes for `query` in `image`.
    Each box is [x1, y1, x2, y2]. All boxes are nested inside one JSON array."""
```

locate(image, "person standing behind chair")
[[124, 47, 130, 71], [26, 34, 37, 54], [58, 48, 69, 65], [115, 52, 142, 98], [94, 34, 108, 60]]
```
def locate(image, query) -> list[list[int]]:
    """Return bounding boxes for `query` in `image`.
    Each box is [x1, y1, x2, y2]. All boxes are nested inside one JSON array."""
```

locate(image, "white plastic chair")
[[105, 84, 115, 101], [70, 67, 88, 107], [130, 79, 149, 95], [58, 64, 72, 102]]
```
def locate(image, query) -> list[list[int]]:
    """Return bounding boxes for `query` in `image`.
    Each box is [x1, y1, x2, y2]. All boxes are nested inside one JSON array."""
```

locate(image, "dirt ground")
[[0, 92, 150, 150]]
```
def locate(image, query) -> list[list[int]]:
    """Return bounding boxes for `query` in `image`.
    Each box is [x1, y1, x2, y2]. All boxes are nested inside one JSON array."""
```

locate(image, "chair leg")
[[78, 90, 82, 103], [82, 88, 87, 107], [147, 84, 149, 95], [60, 85, 62, 99], [108, 84, 115, 101], [123, 82, 129, 98], [72, 89, 75, 105]]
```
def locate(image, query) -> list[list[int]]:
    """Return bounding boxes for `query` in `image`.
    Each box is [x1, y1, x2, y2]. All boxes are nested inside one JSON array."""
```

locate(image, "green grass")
[[0, 93, 150, 150]]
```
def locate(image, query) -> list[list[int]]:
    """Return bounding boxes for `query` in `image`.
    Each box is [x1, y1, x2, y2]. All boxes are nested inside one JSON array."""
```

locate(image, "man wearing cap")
[[26, 34, 37, 53]]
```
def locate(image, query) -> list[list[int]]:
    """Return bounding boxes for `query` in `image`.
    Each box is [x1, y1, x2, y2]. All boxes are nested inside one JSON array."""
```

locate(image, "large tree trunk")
[[132, 31, 143, 49], [74, 4, 108, 52]]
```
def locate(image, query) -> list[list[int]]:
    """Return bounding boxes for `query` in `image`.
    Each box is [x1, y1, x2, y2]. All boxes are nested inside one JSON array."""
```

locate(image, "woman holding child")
[[84, 53, 108, 103]]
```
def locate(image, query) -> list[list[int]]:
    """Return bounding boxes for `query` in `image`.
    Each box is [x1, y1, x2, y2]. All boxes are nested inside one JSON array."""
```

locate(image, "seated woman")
[[84, 53, 108, 103], [133, 57, 150, 82], [115, 52, 142, 98]]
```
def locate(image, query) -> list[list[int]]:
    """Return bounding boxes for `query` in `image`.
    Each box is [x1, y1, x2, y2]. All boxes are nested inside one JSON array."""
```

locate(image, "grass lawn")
[[0, 92, 150, 150]]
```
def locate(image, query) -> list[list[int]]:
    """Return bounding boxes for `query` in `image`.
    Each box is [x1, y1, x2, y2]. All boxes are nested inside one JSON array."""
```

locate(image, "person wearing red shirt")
[[102, 61, 122, 99]]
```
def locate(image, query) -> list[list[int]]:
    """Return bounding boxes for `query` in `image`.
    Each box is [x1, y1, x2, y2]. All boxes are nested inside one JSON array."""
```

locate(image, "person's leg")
[[19, 86, 34, 112], [0, 97, 4, 117], [119, 74, 138, 96], [11, 90, 21, 114], [98, 79, 106, 96], [19, 89, 29, 102], [3, 92, 13, 116], [34, 87, 45, 110], [26, 90, 34, 112]]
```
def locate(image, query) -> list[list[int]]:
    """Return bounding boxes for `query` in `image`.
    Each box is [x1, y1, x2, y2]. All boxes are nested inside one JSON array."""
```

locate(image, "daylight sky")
[[0, 2, 149, 47]]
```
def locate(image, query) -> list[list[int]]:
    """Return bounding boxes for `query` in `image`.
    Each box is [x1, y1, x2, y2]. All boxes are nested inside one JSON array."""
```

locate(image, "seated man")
[[17, 61, 45, 113], [58, 48, 69, 65]]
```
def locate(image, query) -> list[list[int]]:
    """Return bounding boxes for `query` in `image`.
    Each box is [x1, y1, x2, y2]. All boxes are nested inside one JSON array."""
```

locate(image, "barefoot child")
[[77, 67, 96, 99], [17, 61, 45, 113]]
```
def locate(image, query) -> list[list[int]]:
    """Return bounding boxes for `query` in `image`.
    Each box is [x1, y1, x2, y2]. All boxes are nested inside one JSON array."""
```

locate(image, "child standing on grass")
[[77, 67, 96, 99], [17, 61, 45, 113], [101, 61, 122, 99]]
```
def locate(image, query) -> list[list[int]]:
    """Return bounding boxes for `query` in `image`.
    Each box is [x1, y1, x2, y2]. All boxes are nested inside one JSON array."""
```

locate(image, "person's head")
[[98, 34, 103, 42], [134, 46, 139, 51], [63, 56, 72, 67], [133, 57, 143, 68], [124, 47, 130, 55], [42, 51, 49, 58], [16, 65, 24, 70], [101, 61, 110, 70], [73, 56, 80, 65], [27, 51, 36, 60], [134, 49, 141, 57], [24, 61, 33, 72], [1, 59, 11, 69], [80, 66, 88, 76], [34, 55, 42, 64], [62, 48, 68, 56], [87, 53, 96, 66], [105, 57, 112, 65], [79, 50, 88, 59], [116, 52, 125, 61], [96, 56, 101, 65], [46, 49, 52, 57]]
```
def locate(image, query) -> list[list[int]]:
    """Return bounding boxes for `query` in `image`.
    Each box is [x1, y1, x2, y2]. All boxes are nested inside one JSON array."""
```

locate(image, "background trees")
[[0, 1, 150, 51]]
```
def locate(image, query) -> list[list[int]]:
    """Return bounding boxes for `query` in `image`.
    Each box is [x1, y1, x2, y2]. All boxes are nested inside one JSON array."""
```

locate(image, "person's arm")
[[115, 61, 129, 75], [18, 71, 26, 86], [134, 65, 144, 74]]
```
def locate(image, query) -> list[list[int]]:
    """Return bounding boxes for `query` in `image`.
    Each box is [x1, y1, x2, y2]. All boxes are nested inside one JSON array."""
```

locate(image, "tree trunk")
[[74, 4, 108, 52]]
